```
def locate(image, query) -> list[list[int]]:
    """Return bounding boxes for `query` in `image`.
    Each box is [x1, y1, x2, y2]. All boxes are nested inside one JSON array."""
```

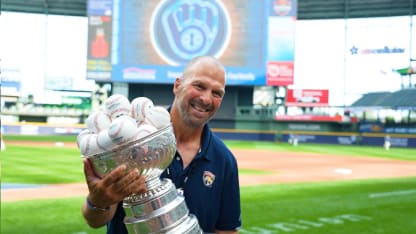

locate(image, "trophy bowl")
[[83, 124, 176, 183], [82, 123, 202, 233]]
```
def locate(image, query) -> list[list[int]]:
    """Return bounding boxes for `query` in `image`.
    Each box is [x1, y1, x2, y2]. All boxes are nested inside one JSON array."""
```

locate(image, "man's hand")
[[82, 158, 147, 228], [84, 158, 147, 208]]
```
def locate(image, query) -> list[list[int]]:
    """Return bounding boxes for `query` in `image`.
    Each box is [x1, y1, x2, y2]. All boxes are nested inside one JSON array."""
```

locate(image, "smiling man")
[[82, 56, 242, 234], [161, 56, 242, 233]]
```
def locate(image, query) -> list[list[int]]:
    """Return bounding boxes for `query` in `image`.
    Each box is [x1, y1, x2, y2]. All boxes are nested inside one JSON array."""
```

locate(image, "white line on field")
[[369, 189, 416, 198], [334, 168, 352, 175]]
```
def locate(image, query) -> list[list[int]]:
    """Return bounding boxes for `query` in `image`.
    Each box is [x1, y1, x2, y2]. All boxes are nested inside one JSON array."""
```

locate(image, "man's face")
[[174, 67, 225, 128]]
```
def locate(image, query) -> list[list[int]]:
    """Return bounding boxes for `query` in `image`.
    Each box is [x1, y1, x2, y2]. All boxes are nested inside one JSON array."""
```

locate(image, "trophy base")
[[123, 178, 203, 234]]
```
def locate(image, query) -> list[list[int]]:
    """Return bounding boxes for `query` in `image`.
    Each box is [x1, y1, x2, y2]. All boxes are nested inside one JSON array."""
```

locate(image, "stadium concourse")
[[3, 140, 416, 202]]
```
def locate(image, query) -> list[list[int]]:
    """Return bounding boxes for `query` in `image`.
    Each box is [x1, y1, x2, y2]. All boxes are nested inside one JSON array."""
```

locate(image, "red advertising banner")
[[87, 15, 113, 81], [286, 89, 329, 107], [266, 61, 294, 86]]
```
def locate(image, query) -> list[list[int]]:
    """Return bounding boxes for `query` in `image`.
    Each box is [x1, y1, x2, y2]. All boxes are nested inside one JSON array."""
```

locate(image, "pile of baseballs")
[[77, 94, 171, 156]]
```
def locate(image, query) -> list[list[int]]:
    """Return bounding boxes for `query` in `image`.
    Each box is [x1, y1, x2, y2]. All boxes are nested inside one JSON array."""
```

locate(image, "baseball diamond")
[[2, 141, 416, 202]]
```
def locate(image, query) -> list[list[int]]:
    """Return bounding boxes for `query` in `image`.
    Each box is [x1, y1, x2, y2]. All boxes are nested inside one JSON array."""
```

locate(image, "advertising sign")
[[286, 89, 329, 107], [86, 0, 113, 81], [266, 0, 296, 86]]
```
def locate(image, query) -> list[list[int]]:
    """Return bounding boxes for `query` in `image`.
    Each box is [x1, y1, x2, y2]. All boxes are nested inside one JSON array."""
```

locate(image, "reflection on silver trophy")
[[83, 124, 202, 233]]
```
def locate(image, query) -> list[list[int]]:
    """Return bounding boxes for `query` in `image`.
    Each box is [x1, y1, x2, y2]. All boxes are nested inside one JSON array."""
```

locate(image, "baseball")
[[96, 128, 117, 151], [77, 128, 91, 149], [131, 97, 154, 124], [136, 123, 158, 140], [145, 106, 171, 129], [105, 94, 131, 120], [79, 133, 103, 156], [107, 115, 138, 144], [85, 110, 112, 133]]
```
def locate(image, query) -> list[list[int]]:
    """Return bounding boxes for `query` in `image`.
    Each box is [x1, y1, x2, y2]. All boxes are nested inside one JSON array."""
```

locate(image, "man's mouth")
[[191, 102, 212, 116], [192, 104, 208, 112]]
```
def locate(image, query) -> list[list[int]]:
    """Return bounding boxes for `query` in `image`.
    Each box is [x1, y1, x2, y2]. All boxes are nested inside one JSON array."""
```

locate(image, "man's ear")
[[173, 78, 180, 94]]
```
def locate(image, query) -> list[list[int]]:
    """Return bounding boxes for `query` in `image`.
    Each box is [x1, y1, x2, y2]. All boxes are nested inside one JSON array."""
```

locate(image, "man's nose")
[[199, 90, 212, 104]]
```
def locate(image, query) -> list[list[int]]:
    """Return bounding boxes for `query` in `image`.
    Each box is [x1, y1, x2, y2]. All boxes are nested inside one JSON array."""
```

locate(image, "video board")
[[86, 0, 296, 86]]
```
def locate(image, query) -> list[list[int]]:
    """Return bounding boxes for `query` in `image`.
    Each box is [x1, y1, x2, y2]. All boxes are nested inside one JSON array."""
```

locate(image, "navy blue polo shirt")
[[161, 124, 241, 233], [106, 124, 241, 234]]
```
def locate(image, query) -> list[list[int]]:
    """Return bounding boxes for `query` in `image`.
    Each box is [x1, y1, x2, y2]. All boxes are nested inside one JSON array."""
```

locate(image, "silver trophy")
[[83, 124, 202, 234]]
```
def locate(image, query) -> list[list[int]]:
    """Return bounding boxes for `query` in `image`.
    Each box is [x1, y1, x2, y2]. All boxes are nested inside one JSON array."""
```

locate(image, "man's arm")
[[81, 158, 147, 227], [82, 201, 117, 228]]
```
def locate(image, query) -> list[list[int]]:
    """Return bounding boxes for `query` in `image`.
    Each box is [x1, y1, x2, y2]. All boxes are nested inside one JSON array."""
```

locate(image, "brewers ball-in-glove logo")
[[150, 0, 231, 65]]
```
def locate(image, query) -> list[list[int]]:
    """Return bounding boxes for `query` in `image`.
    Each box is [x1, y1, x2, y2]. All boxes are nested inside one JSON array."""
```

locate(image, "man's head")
[[172, 56, 226, 128]]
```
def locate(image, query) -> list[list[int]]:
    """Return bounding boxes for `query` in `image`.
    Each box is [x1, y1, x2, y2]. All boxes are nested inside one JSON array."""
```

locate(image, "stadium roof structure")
[[2, 0, 415, 110], [350, 88, 416, 110], [1, 0, 415, 19]]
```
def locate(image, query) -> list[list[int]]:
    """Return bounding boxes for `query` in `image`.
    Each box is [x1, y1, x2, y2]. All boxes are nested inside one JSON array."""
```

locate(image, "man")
[[384, 135, 391, 150], [82, 56, 241, 233]]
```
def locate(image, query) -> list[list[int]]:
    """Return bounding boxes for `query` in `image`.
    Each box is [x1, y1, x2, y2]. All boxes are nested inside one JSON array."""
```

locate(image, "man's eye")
[[213, 92, 223, 98]]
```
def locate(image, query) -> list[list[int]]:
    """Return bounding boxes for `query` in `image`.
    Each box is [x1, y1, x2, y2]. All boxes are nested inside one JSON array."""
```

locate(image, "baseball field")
[[2, 134, 416, 234]]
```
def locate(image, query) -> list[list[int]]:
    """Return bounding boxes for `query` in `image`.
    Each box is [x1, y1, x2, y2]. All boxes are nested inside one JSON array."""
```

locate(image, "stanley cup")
[[83, 124, 202, 234]]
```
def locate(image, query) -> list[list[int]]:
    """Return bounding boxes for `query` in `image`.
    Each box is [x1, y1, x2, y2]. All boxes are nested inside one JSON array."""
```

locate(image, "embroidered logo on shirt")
[[202, 171, 215, 188]]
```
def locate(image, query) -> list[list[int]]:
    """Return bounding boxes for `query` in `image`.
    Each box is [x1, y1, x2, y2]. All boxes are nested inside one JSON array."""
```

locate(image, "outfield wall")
[[3, 122, 416, 148], [279, 131, 416, 148], [2, 122, 85, 135], [1, 122, 277, 142]]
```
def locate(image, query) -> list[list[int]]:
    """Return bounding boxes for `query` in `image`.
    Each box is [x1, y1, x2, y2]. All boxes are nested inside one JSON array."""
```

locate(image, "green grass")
[[0, 143, 268, 184], [225, 140, 416, 161], [1, 145, 84, 184], [2, 135, 416, 233], [4, 134, 77, 143], [3, 139, 414, 184], [239, 177, 416, 234], [239, 168, 272, 175], [2, 178, 415, 234], [1, 197, 106, 234]]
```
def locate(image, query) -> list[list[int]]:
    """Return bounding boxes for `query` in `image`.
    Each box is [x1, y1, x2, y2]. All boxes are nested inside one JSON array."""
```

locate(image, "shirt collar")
[[198, 124, 212, 161]]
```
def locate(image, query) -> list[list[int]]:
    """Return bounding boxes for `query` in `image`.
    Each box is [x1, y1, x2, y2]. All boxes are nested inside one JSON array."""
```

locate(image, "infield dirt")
[[3, 142, 416, 202]]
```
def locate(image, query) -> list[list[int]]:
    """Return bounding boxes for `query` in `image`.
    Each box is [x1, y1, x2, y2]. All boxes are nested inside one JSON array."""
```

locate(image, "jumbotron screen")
[[86, 0, 296, 86]]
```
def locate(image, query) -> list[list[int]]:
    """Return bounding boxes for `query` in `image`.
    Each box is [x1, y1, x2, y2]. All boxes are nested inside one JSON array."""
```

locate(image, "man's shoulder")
[[208, 132, 237, 161], [209, 131, 230, 151]]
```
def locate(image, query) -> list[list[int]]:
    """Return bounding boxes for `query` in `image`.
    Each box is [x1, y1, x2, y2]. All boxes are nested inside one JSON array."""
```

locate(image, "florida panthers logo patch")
[[202, 171, 215, 188]]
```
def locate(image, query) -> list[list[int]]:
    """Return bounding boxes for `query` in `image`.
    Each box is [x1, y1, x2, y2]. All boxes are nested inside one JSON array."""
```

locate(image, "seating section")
[[351, 92, 391, 107], [351, 88, 416, 109]]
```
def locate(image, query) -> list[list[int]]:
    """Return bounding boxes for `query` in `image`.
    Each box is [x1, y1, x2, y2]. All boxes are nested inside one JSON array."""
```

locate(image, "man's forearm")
[[81, 201, 117, 228]]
